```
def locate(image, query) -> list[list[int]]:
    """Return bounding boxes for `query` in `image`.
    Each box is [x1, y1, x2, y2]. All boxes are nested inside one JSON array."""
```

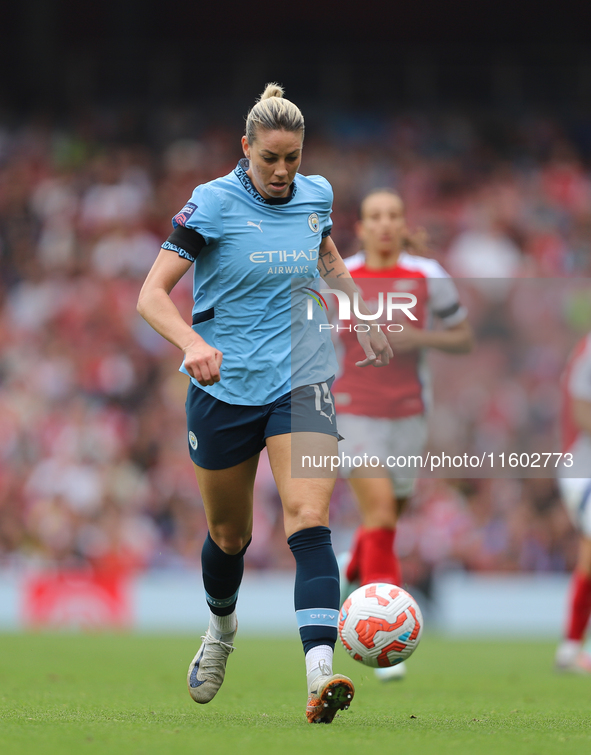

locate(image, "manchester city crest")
[[308, 213, 320, 232]]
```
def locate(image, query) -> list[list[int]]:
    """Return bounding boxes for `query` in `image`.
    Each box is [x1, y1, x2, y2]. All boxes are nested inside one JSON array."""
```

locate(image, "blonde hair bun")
[[260, 83, 284, 100], [245, 83, 304, 143]]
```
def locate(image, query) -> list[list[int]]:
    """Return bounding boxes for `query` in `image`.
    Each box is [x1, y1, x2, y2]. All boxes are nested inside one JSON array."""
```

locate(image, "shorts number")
[[312, 382, 335, 424]]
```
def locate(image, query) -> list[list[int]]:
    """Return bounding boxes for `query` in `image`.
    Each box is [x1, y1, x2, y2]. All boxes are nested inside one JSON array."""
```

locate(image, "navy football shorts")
[[185, 378, 341, 469]]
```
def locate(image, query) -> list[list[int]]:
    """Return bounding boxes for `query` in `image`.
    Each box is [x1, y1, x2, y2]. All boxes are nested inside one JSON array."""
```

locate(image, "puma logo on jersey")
[[247, 220, 264, 232]]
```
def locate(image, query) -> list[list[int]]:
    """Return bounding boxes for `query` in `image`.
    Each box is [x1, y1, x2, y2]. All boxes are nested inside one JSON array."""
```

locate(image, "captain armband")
[[162, 225, 206, 263]]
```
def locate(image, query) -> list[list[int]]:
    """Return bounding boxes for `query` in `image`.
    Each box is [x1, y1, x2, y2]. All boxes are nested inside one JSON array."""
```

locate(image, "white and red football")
[[338, 583, 423, 668]]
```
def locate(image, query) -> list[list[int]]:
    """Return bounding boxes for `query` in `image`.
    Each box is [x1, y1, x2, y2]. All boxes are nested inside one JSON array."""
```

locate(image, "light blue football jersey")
[[169, 159, 339, 406]]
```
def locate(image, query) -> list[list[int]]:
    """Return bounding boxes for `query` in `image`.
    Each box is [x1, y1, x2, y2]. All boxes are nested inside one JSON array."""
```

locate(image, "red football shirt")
[[332, 251, 466, 419], [561, 333, 591, 454]]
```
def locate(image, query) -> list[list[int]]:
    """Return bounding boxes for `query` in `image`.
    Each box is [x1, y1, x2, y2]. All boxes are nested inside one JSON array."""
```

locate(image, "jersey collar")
[[235, 158, 297, 205]]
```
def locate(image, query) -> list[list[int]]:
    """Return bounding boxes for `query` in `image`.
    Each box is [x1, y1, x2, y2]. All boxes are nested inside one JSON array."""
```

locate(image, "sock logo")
[[296, 608, 339, 628], [205, 588, 239, 609]]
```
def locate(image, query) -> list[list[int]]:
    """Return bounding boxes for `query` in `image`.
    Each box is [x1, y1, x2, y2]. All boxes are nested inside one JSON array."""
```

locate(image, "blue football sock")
[[287, 526, 339, 654], [201, 532, 250, 616]]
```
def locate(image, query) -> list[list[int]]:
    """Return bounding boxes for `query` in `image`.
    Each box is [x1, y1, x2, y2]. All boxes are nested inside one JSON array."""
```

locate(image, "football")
[[338, 583, 423, 668]]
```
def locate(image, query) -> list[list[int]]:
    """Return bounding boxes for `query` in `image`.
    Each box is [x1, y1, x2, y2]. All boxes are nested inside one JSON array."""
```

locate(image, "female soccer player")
[[555, 332, 591, 673], [137, 84, 392, 722], [333, 189, 472, 679]]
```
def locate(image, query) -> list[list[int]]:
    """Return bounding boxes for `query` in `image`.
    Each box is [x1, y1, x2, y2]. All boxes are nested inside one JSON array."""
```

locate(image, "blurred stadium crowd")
[[1, 108, 590, 592]]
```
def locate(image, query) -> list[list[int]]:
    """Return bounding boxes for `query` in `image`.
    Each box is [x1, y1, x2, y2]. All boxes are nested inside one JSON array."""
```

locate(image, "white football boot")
[[306, 660, 355, 724], [374, 661, 407, 681], [187, 629, 236, 703], [555, 641, 591, 674]]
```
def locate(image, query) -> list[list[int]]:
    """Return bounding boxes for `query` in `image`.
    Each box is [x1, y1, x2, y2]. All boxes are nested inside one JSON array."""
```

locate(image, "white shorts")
[[557, 477, 591, 537], [337, 413, 428, 499]]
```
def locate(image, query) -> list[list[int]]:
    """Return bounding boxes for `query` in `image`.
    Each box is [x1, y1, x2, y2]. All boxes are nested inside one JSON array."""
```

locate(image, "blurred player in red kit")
[[555, 333, 591, 673], [334, 189, 473, 679]]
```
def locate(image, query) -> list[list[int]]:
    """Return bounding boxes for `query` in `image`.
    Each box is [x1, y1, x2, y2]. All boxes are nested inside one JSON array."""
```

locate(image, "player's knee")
[[209, 528, 251, 555]]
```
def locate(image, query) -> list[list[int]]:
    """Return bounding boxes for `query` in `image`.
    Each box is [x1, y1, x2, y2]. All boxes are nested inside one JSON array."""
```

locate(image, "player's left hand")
[[355, 327, 394, 367]]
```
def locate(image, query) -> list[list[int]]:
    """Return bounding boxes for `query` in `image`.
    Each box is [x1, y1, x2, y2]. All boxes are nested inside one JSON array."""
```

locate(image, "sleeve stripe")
[[162, 241, 196, 263], [433, 301, 461, 319]]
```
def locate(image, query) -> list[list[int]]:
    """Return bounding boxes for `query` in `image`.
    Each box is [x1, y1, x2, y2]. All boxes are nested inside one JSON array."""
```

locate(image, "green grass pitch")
[[1, 633, 590, 755]]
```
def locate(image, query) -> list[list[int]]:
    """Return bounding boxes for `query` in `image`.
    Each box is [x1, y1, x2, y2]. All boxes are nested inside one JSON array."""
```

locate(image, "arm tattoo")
[[318, 248, 337, 277]]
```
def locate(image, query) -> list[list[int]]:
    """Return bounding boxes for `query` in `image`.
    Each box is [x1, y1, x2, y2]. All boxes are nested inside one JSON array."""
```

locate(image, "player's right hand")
[[183, 341, 223, 386], [354, 327, 393, 367]]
